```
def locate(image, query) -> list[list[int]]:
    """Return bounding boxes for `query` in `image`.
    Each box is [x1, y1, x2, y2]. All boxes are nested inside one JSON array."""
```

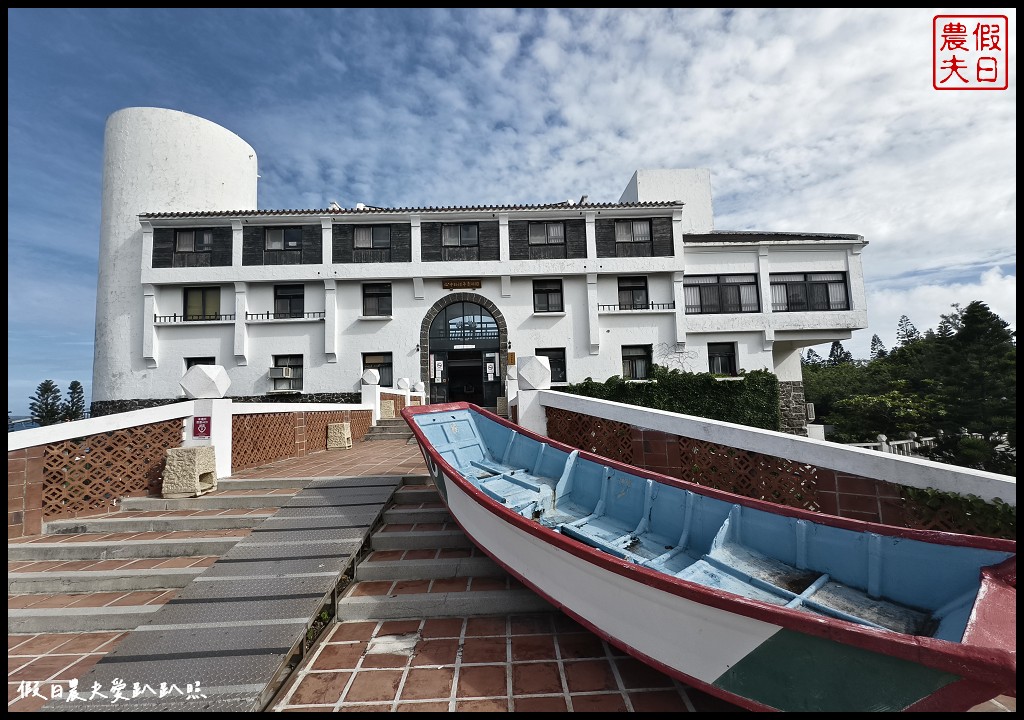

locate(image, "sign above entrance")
[[442, 278, 482, 290]]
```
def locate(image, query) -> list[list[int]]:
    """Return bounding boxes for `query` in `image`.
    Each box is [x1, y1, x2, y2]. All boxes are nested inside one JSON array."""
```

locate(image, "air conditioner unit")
[[269, 367, 293, 379], [806, 403, 816, 422]]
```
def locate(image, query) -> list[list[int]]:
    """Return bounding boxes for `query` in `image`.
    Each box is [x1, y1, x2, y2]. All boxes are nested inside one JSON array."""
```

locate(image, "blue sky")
[[7, 8, 1016, 416]]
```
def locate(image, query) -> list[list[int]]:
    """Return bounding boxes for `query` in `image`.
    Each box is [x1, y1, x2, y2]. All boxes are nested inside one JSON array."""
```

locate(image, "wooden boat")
[[402, 402, 1016, 712]]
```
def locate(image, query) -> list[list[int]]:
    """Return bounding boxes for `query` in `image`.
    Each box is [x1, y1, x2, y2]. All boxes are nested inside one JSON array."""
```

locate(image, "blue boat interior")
[[409, 407, 1015, 642]]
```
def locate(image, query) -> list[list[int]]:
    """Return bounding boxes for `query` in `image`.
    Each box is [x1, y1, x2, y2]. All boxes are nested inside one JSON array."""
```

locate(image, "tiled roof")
[[139, 200, 682, 219]]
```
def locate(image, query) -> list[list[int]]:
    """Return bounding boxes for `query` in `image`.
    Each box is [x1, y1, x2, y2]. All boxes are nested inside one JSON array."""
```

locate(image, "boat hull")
[[407, 403, 1015, 712]]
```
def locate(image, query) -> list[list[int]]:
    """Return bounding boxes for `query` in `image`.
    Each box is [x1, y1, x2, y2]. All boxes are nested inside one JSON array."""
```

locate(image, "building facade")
[[91, 108, 869, 434]]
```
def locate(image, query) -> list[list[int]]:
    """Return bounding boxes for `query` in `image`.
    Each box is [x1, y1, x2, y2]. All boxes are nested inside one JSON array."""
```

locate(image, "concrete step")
[[8, 536, 245, 561], [355, 554, 503, 582], [401, 475, 431, 486], [390, 486, 441, 505], [370, 528, 472, 551], [119, 493, 297, 511], [8, 603, 166, 634], [363, 431, 414, 441], [8, 567, 207, 594], [216, 478, 311, 491], [382, 506, 451, 524], [44, 512, 275, 534], [337, 587, 553, 620]]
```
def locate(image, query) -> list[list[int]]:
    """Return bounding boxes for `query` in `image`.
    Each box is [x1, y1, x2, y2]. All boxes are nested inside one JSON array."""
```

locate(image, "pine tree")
[[895, 315, 922, 346], [826, 341, 854, 367], [869, 334, 888, 360], [61, 380, 86, 422], [29, 380, 64, 426], [802, 348, 825, 367]]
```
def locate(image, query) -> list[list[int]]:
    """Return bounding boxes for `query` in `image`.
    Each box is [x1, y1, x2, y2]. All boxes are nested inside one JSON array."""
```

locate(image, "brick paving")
[[8, 437, 1016, 713]]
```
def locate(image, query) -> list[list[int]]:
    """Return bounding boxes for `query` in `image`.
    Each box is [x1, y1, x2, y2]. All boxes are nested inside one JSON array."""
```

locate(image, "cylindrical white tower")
[[92, 108, 258, 407]]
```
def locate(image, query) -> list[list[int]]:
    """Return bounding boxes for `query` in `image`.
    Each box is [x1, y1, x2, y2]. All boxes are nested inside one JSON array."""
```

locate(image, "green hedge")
[[559, 366, 782, 431]]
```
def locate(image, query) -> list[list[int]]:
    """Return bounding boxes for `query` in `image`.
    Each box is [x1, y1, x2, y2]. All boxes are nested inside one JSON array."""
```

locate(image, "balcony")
[[597, 302, 675, 313], [245, 311, 326, 322], [154, 313, 235, 324]]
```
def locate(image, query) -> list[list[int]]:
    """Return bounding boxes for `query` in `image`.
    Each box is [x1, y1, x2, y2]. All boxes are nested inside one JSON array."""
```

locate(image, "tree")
[[29, 380, 64, 426], [895, 315, 921, 346], [826, 341, 854, 367], [62, 380, 86, 422], [804, 300, 1016, 475], [802, 348, 825, 367], [869, 334, 888, 360]]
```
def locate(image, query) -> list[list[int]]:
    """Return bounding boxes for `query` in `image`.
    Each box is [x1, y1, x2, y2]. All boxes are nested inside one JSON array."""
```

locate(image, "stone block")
[[162, 446, 218, 498], [327, 422, 352, 450]]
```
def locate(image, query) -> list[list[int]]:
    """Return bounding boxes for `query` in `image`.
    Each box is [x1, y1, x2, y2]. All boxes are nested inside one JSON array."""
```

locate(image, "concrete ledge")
[[370, 529, 472, 551], [120, 495, 296, 511], [337, 589, 554, 620], [8, 537, 242, 562], [9, 605, 163, 634], [390, 487, 441, 505], [355, 556, 502, 582], [383, 507, 450, 524], [8, 568, 206, 594], [44, 514, 274, 534]]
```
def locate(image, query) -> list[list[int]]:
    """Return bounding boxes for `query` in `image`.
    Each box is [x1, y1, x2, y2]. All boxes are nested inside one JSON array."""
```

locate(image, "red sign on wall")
[[193, 416, 211, 438]]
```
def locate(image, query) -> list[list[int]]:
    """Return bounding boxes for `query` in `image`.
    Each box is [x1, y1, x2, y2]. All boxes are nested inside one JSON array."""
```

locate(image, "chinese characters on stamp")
[[934, 15, 1009, 90]]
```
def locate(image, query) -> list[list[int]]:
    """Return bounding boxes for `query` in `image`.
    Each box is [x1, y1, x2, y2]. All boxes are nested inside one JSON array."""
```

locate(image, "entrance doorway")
[[425, 300, 503, 408], [446, 350, 485, 405]]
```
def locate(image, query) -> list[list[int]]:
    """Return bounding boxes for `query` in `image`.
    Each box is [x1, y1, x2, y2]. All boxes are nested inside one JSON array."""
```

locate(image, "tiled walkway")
[[8, 438, 1016, 713], [271, 613, 742, 712]]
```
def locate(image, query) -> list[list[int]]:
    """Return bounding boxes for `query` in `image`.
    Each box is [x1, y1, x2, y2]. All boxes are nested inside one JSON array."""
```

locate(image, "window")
[[354, 226, 392, 262], [185, 357, 215, 370], [274, 285, 305, 319], [528, 222, 565, 246], [533, 280, 563, 313], [265, 227, 303, 251], [441, 223, 479, 261], [272, 355, 303, 391], [362, 283, 392, 317], [617, 277, 649, 310], [614, 220, 651, 244], [183, 286, 221, 321], [527, 221, 567, 259], [622, 345, 652, 380], [770, 273, 849, 312], [612, 220, 653, 257], [270, 284, 301, 317], [354, 226, 391, 249], [176, 229, 213, 253], [535, 348, 567, 383], [708, 343, 738, 376], [684, 275, 759, 314], [363, 353, 393, 387]]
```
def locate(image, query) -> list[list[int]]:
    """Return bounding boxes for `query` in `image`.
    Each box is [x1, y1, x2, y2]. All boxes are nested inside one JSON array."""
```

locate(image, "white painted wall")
[[94, 108, 258, 402], [92, 110, 868, 405], [618, 169, 714, 233]]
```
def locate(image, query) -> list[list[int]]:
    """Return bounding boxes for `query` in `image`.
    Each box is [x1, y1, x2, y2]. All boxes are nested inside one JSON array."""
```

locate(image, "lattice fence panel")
[[232, 413, 295, 470], [304, 412, 353, 453], [899, 494, 1012, 539], [41, 420, 183, 520], [349, 410, 373, 441], [677, 438, 821, 512], [546, 408, 635, 465]]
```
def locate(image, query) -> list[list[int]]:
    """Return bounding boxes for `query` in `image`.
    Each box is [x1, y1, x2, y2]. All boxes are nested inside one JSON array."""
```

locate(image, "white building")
[[92, 107, 868, 434]]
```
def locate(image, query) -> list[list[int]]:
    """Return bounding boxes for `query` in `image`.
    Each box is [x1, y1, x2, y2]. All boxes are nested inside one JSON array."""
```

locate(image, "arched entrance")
[[419, 293, 507, 408]]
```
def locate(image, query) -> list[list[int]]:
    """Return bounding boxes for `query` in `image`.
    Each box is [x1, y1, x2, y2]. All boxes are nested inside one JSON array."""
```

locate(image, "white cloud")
[[6, 7, 1016, 414]]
